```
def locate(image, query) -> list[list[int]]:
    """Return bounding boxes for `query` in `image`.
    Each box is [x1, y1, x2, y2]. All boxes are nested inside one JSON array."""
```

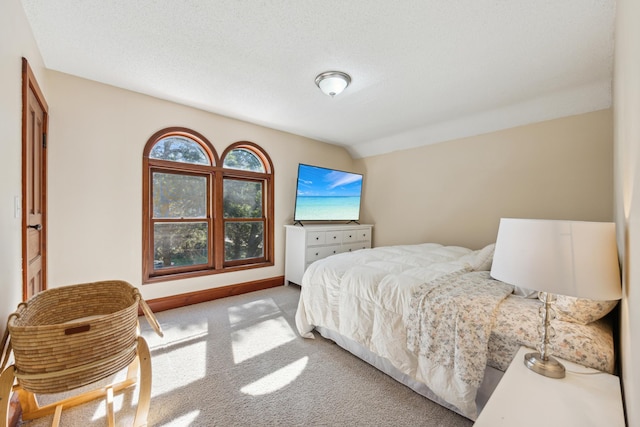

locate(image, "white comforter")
[[295, 243, 497, 418]]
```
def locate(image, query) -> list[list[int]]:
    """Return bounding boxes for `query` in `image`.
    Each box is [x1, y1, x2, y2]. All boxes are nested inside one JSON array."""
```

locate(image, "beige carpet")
[[19, 285, 473, 426]]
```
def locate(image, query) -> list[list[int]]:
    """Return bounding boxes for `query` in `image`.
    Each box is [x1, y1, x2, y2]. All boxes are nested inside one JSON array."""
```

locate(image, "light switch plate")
[[14, 195, 21, 219]]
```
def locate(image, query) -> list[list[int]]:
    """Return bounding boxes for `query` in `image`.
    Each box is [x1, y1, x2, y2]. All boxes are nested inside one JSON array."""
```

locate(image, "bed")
[[294, 243, 617, 420]]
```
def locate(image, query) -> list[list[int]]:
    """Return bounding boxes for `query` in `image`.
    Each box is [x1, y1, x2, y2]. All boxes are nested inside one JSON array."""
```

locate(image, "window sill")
[[143, 261, 274, 284]]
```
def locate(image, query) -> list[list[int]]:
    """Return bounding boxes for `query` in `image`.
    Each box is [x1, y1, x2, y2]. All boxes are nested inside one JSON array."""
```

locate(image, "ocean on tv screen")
[[295, 196, 360, 220]]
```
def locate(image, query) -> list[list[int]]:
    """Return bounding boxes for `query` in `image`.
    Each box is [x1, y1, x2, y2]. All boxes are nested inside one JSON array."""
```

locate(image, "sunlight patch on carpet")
[[228, 298, 281, 325], [152, 340, 208, 393], [231, 316, 297, 364], [156, 410, 201, 426], [240, 357, 308, 396]]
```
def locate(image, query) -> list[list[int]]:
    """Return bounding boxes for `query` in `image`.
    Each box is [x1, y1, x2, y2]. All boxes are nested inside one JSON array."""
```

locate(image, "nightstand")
[[474, 346, 625, 427]]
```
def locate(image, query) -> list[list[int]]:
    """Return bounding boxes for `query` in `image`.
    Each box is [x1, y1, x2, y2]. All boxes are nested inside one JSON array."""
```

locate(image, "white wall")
[[44, 70, 354, 300], [614, 0, 640, 424], [0, 0, 47, 339]]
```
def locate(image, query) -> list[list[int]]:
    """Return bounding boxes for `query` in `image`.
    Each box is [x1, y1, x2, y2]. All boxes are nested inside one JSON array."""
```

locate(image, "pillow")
[[471, 243, 495, 271], [554, 295, 618, 325]]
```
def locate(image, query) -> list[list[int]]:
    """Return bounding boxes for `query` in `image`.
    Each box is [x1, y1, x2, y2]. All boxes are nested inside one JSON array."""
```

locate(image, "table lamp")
[[490, 218, 622, 378]]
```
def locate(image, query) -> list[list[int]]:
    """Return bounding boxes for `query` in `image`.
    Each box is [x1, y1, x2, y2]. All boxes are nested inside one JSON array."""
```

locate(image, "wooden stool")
[[1, 336, 152, 427], [0, 281, 163, 427]]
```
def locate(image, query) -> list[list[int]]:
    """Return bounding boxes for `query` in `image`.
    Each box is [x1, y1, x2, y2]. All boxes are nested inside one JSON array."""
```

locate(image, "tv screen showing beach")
[[294, 164, 363, 221]]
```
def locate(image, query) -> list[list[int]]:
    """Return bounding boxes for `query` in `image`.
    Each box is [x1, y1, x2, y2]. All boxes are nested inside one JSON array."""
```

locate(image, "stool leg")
[[133, 337, 152, 427], [51, 404, 63, 427], [0, 366, 16, 427], [126, 350, 140, 382], [106, 386, 115, 427]]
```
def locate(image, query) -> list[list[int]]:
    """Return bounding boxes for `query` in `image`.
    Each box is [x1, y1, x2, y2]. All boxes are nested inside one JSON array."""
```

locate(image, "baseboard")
[[142, 276, 285, 313]]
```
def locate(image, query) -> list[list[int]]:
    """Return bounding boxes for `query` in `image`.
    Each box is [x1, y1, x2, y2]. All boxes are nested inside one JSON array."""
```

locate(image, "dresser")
[[284, 224, 373, 285]]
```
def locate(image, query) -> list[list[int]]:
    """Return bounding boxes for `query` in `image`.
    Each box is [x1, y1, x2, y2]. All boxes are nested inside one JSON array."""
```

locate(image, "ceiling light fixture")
[[315, 71, 351, 97]]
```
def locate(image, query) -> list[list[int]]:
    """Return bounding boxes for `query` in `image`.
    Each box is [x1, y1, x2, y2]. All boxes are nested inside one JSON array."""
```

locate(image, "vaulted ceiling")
[[21, 0, 615, 158]]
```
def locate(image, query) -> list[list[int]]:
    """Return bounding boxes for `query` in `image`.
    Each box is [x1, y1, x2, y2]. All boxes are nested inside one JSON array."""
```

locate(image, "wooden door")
[[22, 58, 49, 300]]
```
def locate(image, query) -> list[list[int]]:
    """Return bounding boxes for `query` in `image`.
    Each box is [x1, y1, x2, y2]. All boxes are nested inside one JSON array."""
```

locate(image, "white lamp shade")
[[490, 218, 622, 300]]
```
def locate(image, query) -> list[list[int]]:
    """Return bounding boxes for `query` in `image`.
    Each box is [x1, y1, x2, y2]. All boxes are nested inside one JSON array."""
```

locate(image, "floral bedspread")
[[295, 243, 615, 420], [406, 270, 514, 418]]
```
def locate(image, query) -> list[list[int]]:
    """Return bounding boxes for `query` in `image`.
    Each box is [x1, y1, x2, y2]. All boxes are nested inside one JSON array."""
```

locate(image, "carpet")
[[18, 285, 473, 426]]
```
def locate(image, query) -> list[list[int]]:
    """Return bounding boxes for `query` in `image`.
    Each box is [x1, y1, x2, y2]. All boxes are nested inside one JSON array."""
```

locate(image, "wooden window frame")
[[143, 131, 274, 283]]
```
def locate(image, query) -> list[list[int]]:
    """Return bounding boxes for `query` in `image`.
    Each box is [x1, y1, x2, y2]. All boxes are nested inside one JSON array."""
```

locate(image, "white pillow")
[[471, 243, 495, 271]]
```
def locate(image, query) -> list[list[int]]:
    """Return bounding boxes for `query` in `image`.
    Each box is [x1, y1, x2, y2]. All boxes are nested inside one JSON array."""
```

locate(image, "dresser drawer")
[[325, 244, 343, 257], [342, 230, 358, 243], [343, 242, 371, 253], [307, 231, 326, 245], [324, 230, 343, 244], [355, 228, 371, 242], [307, 244, 343, 261], [342, 228, 371, 243]]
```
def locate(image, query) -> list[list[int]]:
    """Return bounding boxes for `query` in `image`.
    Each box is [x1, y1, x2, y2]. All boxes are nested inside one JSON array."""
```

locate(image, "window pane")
[[223, 148, 265, 172], [225, 221, 264, 261], [153, 172, 207, 218], [150, 136, 210, 165], [154, 222, 208, 269], [223, 179, 262, 218]]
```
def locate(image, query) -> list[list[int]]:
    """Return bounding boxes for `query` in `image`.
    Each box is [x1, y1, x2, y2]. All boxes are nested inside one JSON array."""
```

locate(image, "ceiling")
[[20, 0, 615, 159]]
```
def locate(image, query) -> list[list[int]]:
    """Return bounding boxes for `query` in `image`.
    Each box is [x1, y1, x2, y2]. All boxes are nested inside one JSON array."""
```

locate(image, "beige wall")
[[44, 71, 354, 300], [357, 110, 614, 249], [0, 0, 48, 338], [614, 0, 640, 424]]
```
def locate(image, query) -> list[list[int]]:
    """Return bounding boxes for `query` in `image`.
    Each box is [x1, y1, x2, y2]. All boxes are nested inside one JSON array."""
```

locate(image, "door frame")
[[22, 57, 49, 300]]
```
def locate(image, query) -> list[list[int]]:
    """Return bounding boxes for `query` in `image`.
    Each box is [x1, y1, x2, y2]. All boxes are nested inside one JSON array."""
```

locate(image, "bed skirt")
[[315, 326, 503, 421]]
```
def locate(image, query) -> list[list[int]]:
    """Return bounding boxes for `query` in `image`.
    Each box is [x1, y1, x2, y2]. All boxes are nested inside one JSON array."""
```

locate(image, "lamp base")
[[524, 352, 566, 379]]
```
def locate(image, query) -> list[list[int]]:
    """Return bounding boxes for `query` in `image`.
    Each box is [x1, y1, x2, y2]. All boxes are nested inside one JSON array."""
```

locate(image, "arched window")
[[142, 129, 274, 282], [220, 142, 274, 266]]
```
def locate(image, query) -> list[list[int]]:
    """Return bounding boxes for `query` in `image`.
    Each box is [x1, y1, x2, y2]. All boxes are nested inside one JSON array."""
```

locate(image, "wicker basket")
[[0, 280, 162, 394]]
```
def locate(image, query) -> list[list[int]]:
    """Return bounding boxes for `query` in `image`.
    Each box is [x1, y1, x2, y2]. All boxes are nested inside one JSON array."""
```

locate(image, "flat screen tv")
[[294, 163, 363, 223]]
